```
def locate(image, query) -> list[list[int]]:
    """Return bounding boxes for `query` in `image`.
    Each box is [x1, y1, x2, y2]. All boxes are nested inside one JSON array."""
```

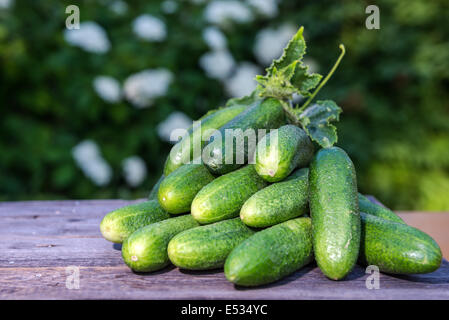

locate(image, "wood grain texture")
[[0, 199, 448, 300]]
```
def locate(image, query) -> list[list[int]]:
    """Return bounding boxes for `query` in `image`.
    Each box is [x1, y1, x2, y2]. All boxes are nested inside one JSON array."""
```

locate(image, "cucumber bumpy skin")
[[255, 124, 314, 182], [191, 165, 268, 224], [204, 98, 286, 175], [358, 193, 405, 224], [360, 212, 442, 274], [121, 215, 199, 272], [158, 164, 215, 214], [309, 146, 360, 280], [163, 105, 246, 176], [241, 168, 309, 228], [100, 200, 170, 243], [168, 218, 255, 270], [225, 217, 313, 287]]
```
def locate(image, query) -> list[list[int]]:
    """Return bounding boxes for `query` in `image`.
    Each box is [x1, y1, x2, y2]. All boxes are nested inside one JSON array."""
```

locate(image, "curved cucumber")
[[255, 124, 314, 182], [309, 146, 360, 280], [225, 217, 313, 287], [204, 98, 286, 175], [158, 164, 215, 214], [241, 168, 309, 228], [163, 105, 246, 176], [122, 215, 199, 272], [358, 193, 405, 224], [148, 175, 164, 200], [191, 165, 268, 224], [100, 200, 170, 243], [360, 213, 442, 274], [168, 218, 255, 270]]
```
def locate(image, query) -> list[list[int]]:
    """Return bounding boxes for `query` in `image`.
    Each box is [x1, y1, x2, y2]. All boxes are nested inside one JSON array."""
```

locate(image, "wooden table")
[[0, 199, 448, 300]]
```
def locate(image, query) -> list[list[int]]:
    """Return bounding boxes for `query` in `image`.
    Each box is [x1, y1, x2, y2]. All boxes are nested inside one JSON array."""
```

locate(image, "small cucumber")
[[148, 174, 164, 200], [309, 146, 360, 280], [255, 125, 314, 182], [122, 214, 199, 272], [241, 168, 309, 228], [360, 212, 442, 274], [358, 193, 405, 224], [204, 98, 286, 175], [168, 218, 255, 270], [158, 164, 215, 214], [163, 105, 246, 176], [191, 165, 268, 224], [225, 217, 313, 287], [100, 200, 170, 243]]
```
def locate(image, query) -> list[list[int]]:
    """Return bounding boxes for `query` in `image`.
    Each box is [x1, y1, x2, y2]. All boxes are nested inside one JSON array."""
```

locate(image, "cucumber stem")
[[299, 44, 346, 111]]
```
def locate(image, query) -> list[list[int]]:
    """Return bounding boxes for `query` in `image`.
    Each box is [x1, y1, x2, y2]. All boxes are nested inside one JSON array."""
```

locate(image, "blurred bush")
[[0, 0, 448, 210]]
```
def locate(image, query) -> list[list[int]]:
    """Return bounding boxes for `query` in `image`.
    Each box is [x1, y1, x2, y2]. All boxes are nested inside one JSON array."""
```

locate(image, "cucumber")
[[309, 146, 360, 280], [241, 168, 309, 228], [122, 214, 199, 272], [360, 212, 442, 274], [255, 125, 314, 182], [191, 165, 268, 224], [358, 193, 405, 224], [163, 105, 246, 176], [148, 174, 164, 200], [158, 164, 215, 214], [204, 98, 286, 175], [168, 218, 255, 270], [225, 217, 313, 287], [99, 200, 170, 243]]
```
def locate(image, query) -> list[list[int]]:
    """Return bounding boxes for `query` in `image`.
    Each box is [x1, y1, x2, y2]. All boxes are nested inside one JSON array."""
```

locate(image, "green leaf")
[[298, 100, 342, 148], [225, 88, 262, 108]]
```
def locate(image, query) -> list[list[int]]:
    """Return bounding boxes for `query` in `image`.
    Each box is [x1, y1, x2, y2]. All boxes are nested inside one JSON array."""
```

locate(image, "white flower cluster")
[[203, 26, 227, 50], [72, 140, 112, 186], [64, 21, 111, 54], [123, 69, 173, 108], [225, 62, 261, 98], [161, 0, 178, 14], [122, 156, 147, 187], [253, 24, 296, 66], [0, 0, 13, 9], [204, 0, 253, 26], [157, 111, 192, 143], [132, 14, 167, 42], [93, 76, 122, 103], [199, 50, 235, 80], [247, 0, 279, 18], [109, 0, 128, 15]]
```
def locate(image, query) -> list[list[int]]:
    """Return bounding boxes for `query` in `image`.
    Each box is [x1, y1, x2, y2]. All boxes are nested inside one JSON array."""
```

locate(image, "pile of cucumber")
[[99, 27, 442, 287]]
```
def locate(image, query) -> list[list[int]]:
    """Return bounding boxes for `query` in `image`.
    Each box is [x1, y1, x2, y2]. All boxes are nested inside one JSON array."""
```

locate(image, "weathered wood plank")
[[0, 199, 448, 300]]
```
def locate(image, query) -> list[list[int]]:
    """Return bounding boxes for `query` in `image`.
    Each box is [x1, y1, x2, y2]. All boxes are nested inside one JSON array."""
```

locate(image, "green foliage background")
[[1, 0, 448, 210]]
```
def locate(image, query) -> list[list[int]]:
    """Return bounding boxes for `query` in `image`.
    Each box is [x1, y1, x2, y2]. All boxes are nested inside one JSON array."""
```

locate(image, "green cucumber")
[[191, 165, 268, 224], [358, 193, 405, 224], [122, 214, 199, 272], [309, 146, 360, 280], [204, 98, 286, 175], [100, 200, 170, 243], [168, 218, 255, 270], [148, 174, 164, 200], [360, 212, 442, 274], [158, 164, 215, 214], [163, 105, 246, 176], [255, 125, 314, 182], [241, 168, 309, 228], [225, 217, 313, 287]]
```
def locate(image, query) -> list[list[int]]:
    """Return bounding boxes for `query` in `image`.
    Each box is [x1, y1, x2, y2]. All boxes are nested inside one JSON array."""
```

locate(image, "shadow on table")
[[131, 264, 177, 276], [388, 260, 449, 284]]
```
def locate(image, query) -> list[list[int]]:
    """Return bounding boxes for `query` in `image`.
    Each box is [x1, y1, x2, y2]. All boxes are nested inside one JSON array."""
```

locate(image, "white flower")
[[161, 0, 178, 14], [132, 14, 166, 42], [123, 69, 173, 108], [203, 26, 227, 50], [64, 21, 110, 54], [253, 24, 296, 66], [122, 156, 147, 187], [199, 50, 235, 80], [93, 76, 122, 103], [204, 1, 253, 26], [157, 112, 192, 143], [109, 0, 128, 15], [0, 0, 13, 9], [246, 0, 278, 18], [72, 140, 112, 186], [225, 62, 261, 98]]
